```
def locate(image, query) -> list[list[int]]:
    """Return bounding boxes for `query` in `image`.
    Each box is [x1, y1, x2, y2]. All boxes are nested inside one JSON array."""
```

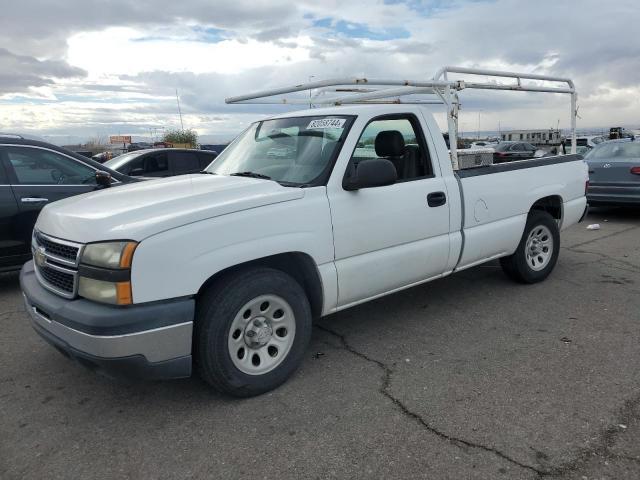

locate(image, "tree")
[[163, 129, 198, 146]]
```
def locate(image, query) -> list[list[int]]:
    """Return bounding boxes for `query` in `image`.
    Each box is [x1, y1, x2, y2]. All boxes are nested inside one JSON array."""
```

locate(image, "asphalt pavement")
[[1, 207, 639, 480]]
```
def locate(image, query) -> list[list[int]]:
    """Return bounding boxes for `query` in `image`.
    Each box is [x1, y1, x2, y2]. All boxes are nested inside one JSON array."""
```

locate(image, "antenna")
[[175, 88, 184, 131]]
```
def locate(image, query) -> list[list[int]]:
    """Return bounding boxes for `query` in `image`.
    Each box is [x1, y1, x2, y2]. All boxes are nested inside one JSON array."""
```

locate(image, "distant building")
[[501, 129, 561, 146]]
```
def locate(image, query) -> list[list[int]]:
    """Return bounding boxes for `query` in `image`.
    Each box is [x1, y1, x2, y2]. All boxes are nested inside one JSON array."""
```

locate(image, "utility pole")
[[477, 110, 482, 140], [176, 88, 184, 131], [308, 75, 315, 109]]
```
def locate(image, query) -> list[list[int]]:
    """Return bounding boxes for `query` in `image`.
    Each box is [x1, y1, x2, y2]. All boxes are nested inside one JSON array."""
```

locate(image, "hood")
[[36, 174, 305, 243]]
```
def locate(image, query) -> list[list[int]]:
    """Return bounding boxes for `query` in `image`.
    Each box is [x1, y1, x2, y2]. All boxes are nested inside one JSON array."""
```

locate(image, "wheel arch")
[[196, 252, 324, 319], [530, 195, 563, 223]]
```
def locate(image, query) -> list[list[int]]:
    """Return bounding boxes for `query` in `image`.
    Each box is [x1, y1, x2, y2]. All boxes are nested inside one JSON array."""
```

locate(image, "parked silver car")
[[585, 139, 640, 206]]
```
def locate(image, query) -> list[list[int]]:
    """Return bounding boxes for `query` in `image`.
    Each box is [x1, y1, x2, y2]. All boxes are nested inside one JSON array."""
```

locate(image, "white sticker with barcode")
[[306, 118, 346, 129]]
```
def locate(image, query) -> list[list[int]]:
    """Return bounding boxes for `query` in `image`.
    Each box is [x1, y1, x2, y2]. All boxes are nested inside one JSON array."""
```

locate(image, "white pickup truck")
[[21, 68, 588, 396]]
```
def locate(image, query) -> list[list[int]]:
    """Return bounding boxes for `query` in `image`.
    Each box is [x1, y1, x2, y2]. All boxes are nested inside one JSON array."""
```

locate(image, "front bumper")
[[20, 261, 194, 380]]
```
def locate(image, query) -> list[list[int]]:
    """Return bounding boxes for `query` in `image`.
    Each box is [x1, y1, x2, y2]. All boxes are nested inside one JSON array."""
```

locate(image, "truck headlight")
[[78, 241, 137, 305], [81, 241, 137, 269]]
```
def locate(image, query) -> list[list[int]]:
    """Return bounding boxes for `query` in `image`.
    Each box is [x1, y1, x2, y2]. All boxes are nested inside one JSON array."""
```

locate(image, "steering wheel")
[[50, 169, 65, 184]]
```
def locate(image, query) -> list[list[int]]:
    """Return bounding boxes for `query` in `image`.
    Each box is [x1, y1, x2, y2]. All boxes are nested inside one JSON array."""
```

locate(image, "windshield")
[[104, 151, 145, 170], [207, 115, 353, 185], [585, 141, 640, 160]]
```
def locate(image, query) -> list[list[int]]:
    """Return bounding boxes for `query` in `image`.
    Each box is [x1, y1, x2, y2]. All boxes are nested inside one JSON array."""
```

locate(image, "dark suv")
[[0, 135, 135, 271], [104, 148, 218, 178]]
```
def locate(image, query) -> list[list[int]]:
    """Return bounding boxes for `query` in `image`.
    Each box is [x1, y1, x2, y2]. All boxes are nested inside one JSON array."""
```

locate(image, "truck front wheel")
[[500, 210, 560, 283], [195, 267, 312, 397]]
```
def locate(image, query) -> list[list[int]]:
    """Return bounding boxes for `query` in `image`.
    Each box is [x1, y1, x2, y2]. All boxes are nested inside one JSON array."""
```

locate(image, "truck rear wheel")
[[195, 267, 312, 397], [500, 210, 560, 284]]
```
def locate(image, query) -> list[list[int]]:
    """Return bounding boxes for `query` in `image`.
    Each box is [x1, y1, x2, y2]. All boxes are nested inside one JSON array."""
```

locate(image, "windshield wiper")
[[199, 170, 217, 175], [230, 171, 271, 180]]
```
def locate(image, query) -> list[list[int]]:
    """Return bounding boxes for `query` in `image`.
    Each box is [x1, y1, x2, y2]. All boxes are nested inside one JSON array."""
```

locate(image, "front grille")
[[35, 232, 79, 263], [39, 264, 75, 294], [32, 231, 83, 298]]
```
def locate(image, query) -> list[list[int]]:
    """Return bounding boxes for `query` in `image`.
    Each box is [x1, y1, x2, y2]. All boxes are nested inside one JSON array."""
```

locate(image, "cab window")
[[198, 152, 216, 170], [5, 147, 96, 185], [126, 152, 168, 176], [172, 151, 200, 174], [144, 152, 168, 174], [351, 115, 433, 182]]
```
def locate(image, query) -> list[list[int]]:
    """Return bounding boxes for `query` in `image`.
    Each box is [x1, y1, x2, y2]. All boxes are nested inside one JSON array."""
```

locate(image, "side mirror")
[[343, 158, 397, 191], [95, 170, 112, 188]]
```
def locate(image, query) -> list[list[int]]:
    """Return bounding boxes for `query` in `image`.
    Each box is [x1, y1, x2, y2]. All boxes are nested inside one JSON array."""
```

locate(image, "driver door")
[[328, 114, 451, 308], [2, 145, 98, 253]]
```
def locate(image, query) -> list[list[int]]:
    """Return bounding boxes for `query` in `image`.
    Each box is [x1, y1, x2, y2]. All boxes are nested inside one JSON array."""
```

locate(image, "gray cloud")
[[2, 0, 640, 140], [0, 1, 306, 58], [0, 48, 86, 94]]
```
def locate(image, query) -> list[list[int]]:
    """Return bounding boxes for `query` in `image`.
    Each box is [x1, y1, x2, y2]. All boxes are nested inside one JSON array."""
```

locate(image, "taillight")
[[631, 166, 640, 175]]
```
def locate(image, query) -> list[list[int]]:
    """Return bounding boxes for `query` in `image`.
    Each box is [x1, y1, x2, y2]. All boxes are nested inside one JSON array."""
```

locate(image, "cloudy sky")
[[1, 0, 639, 144]]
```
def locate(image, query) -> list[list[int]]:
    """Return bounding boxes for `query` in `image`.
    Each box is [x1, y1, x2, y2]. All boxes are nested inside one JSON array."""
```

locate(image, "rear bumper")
[[587, 185, 640, 206], [587, 194, 640, 206], [20, 261, 194, 380]]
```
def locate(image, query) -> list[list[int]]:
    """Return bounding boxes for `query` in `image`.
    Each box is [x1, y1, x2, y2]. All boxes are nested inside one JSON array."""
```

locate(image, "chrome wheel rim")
[[525, 224, 553, 271], [228, 294, 296, 375]]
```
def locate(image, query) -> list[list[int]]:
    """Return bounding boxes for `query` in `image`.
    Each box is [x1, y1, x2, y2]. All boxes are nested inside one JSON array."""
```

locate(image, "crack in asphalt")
[[535, 394, 640, 478], [563, 224, 640, 277], [614, 454, 640, 465], [314, 323, 550, 476], [566, 224, 640, 250], [566, 246, 640, 273], [316, 322, 640, 478]]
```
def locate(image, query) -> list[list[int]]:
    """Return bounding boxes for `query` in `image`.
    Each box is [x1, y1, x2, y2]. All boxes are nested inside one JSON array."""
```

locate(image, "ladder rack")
[[225, 66, 578, 169]]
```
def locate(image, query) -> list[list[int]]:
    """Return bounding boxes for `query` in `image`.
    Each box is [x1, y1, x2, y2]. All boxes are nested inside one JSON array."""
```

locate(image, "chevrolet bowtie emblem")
[[34, 246, 46, 267]]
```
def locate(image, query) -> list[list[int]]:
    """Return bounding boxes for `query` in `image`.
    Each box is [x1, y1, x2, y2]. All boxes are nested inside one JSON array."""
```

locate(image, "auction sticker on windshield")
[[307, 118, 346, 129]]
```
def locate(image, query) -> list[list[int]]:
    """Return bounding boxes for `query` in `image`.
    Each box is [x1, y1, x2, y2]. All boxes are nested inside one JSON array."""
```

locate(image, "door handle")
[[21, 197, 49, 203], [427, 191, 446, 207], [588, 170, 594, 174]]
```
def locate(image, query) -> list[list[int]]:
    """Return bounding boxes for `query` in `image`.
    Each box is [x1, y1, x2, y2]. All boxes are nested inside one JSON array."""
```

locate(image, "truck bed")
[[451, 154, 587, 271]]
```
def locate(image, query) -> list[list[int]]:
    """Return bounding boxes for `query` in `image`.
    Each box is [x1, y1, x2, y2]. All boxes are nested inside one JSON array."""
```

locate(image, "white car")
[[576, 135, 607, 149], [21, 71, 588, 397]]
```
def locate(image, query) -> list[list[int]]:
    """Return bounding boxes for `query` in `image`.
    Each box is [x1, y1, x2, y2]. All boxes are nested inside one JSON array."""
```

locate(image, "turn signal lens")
[[116, 281, 133, 305], [119, 242, 137, 268], [630, 166, 640, 175]]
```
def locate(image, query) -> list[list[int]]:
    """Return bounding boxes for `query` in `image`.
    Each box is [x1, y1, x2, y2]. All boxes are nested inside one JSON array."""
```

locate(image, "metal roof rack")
[[0, 133, 25, 139], [226, 66, 578, 170]]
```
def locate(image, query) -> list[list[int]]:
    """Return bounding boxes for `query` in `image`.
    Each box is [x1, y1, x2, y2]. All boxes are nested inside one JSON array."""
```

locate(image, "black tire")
[[195, 267, 312, 397], [500, 210, 560, 284]]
